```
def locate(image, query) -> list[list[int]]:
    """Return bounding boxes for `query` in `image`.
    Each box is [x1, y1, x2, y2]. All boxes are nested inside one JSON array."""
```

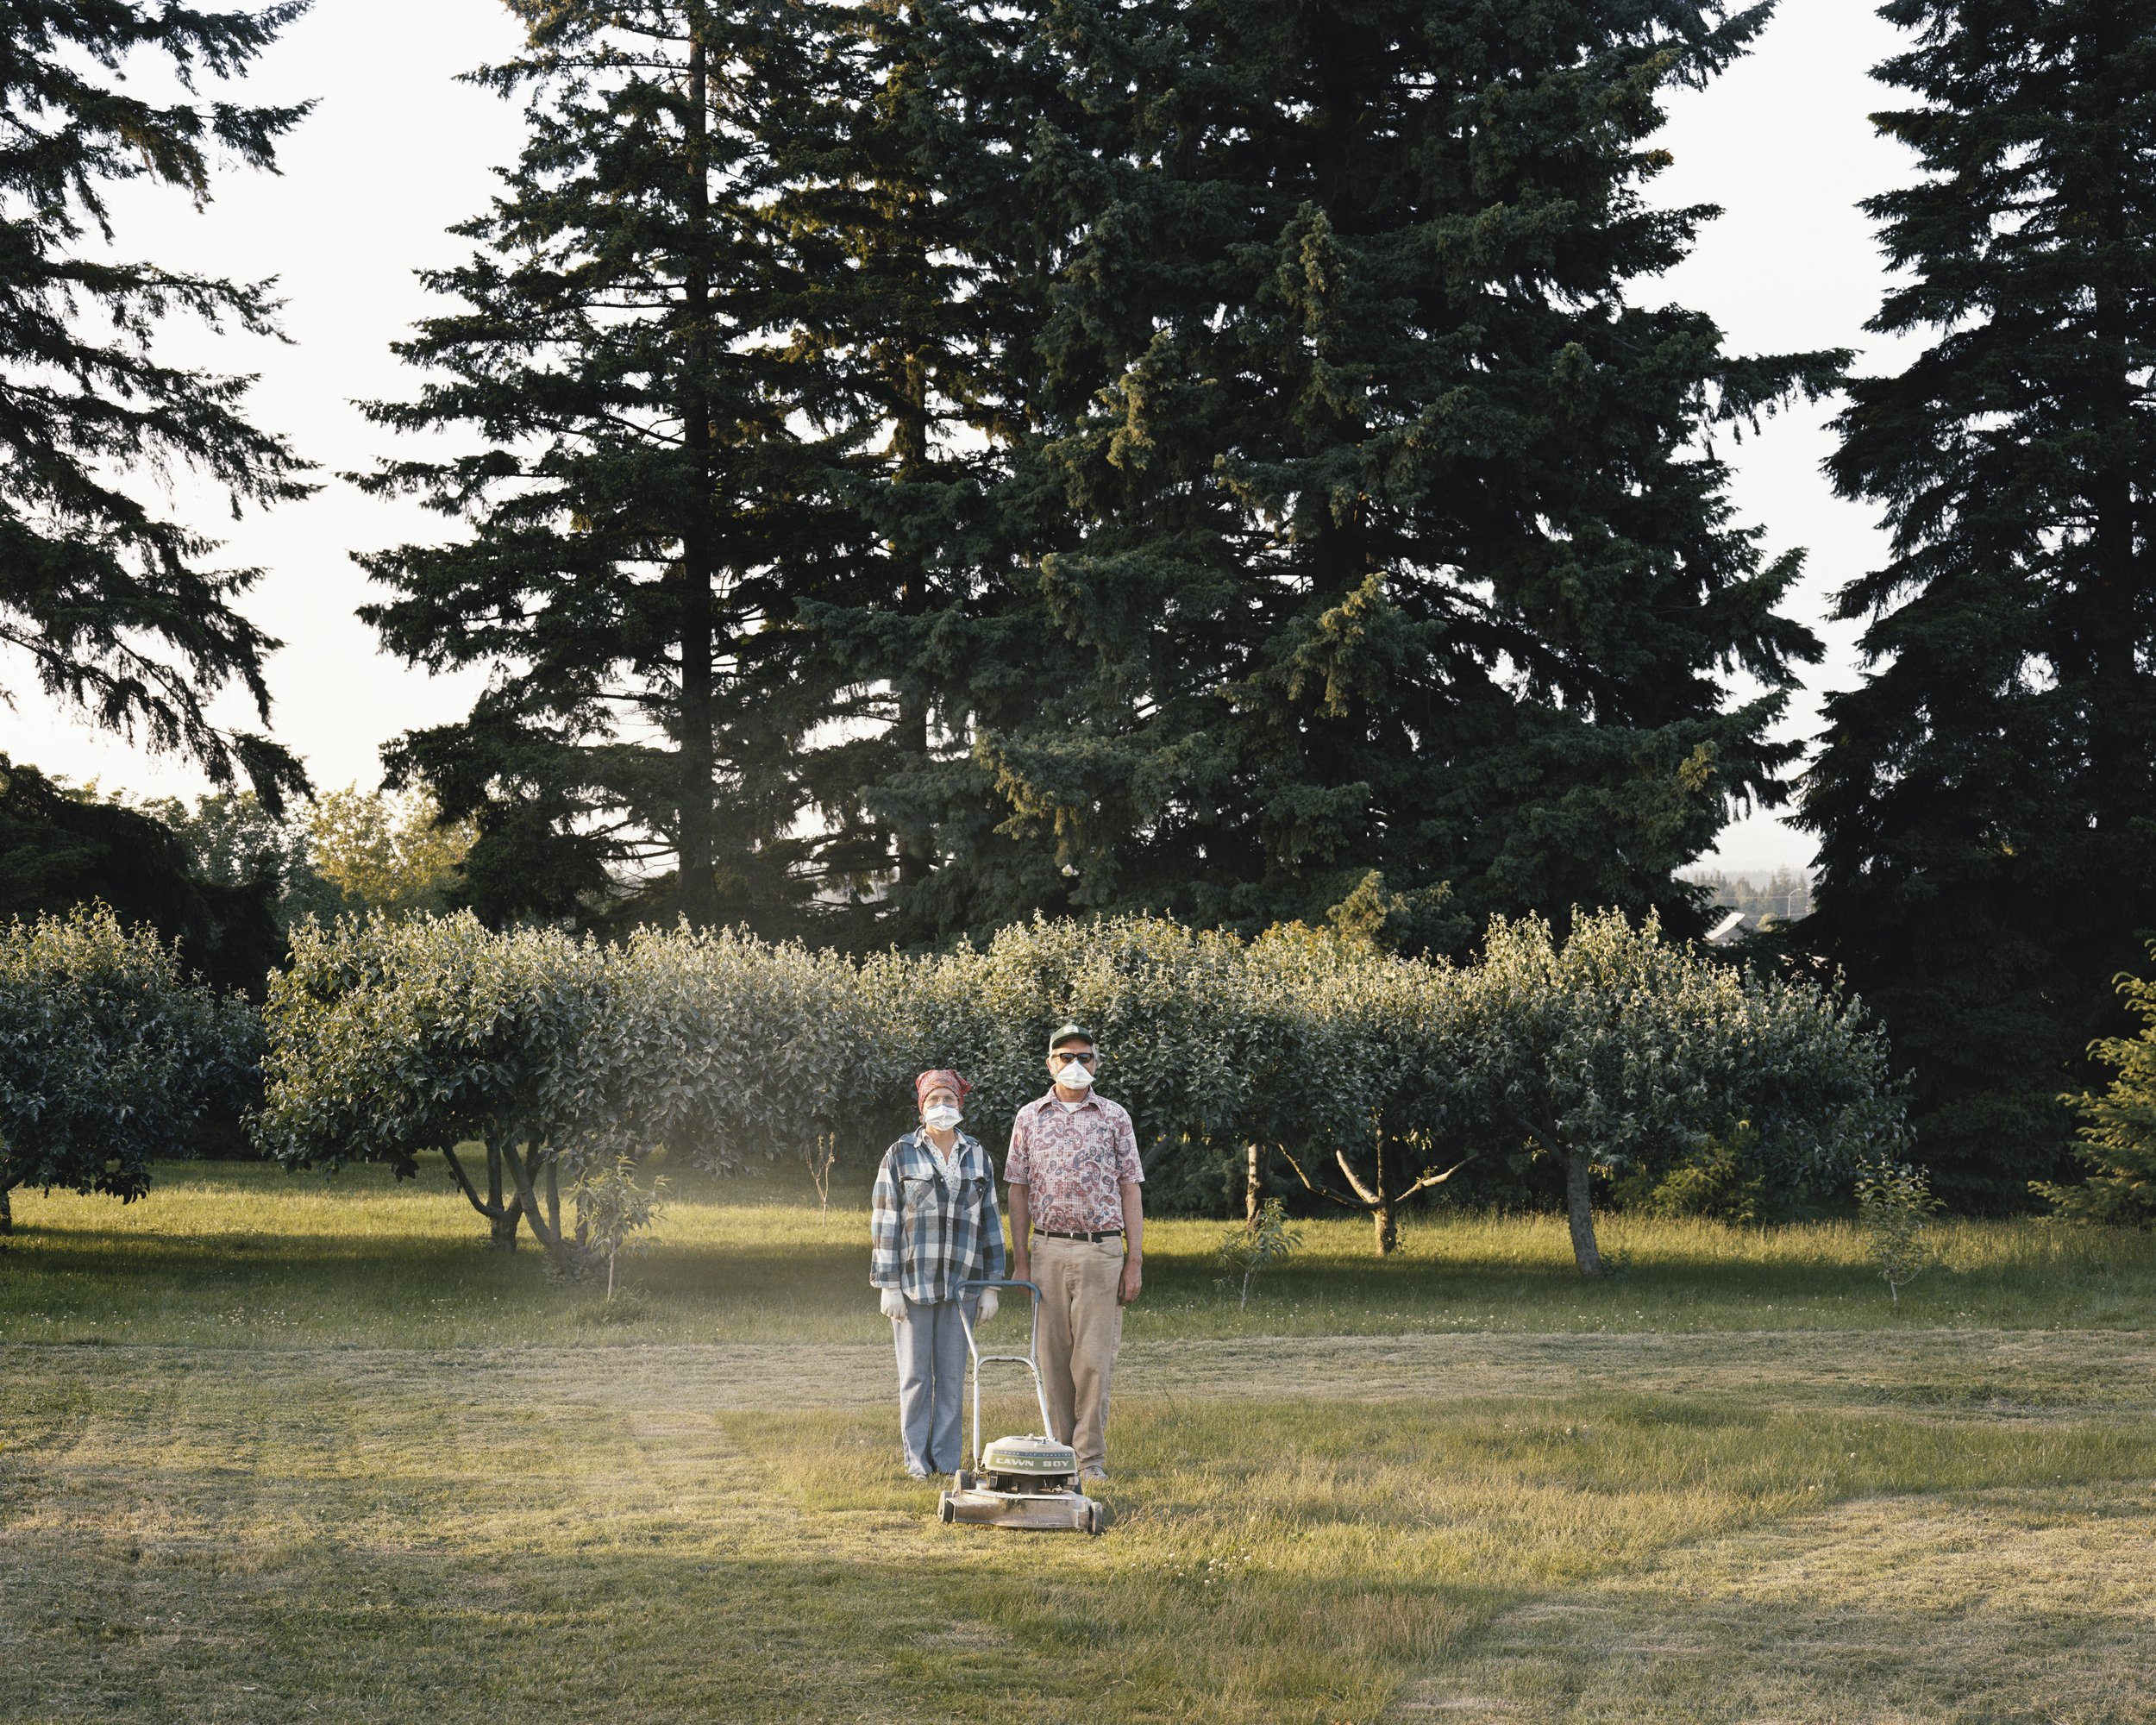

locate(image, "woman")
[[868, 1070, 1006, 1478]]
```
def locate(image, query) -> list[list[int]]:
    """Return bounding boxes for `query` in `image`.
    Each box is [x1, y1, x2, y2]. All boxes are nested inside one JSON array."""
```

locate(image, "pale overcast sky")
[[5, 0, 1914, 878]]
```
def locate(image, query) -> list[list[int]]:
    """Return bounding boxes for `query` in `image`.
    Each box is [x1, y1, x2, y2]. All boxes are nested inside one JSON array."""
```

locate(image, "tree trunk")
[[893, 692, 931, 891], [674, 28, 719, 926], [444, 1140, 523, 1249], [1369, 1129, 1396, 1255], [0, 1180, 12, 1235], [545, 1157, 561, 1242], [1245, 1144, 1263, 1225], [486, 1138, 520, 1250], [889, 342, 934, 894], [2072, 12, 2142, 833], [498, 1130, 579, 1272], [1565, 1149, 1605, 1278]]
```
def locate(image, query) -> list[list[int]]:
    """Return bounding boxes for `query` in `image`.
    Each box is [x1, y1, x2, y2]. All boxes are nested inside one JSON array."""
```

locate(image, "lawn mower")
[[937, 1277, 1109, 1536]]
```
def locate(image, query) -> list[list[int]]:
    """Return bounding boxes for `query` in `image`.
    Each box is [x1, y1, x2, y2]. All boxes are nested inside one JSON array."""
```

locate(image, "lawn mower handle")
[[957, 1277, 1042, 1302], [955, 1278, 1054, 1462]]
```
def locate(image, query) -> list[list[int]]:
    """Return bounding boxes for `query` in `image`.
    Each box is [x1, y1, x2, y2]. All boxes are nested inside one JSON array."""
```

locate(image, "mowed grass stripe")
[[9, 1326, 2156, 1421], [1404, 1482, 2156, 1722], [4, 1338, 2153, 1724], [7, 1168, 2155, 1721]]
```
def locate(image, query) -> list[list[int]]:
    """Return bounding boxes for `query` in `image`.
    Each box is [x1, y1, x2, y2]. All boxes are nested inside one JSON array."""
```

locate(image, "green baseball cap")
[[1047, 1022, 1095, 1052]]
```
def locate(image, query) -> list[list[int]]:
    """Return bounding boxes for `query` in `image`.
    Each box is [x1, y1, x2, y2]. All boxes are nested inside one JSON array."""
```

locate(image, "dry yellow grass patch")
[[7, 1168, 2156, 1722], [5, 1334, 2152, 1724], [1401, 1484, 2156, 1722]]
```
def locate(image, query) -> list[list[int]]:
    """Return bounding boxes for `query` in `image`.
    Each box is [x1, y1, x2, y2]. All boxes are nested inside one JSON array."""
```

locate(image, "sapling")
[[1856, 1159, 1941, 1307], [1216, 1198, 1301, 1311], [575, 1157, 667, 1300], [803, 1132, 837, 1214]]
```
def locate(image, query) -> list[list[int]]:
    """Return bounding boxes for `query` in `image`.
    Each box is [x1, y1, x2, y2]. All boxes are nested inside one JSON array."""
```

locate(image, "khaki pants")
[[1030, 1233, 1125, 1472]]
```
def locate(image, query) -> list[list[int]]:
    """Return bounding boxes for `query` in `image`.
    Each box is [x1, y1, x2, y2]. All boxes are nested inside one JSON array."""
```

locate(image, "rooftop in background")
[[1682, 866, 1815, 927]]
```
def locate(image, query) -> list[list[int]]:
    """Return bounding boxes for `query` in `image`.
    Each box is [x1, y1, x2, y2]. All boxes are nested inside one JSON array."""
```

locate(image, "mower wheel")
[[937, 1495, 956, 1524], [1084, 1504, 1105, 1537]]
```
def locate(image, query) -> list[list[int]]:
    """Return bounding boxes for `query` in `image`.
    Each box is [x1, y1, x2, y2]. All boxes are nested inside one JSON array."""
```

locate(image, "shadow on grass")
[[0, 1462, 1496, 1725]]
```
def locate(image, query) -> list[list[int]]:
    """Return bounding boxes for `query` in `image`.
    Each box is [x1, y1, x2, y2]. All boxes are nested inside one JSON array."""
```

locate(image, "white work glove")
[[881, 1288, 907, 1322], [976, 1289, 1000, 1325]]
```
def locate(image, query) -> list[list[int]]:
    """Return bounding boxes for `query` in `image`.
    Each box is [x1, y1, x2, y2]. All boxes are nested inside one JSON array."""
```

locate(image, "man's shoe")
[[1081, 1465, 1108, 1482]]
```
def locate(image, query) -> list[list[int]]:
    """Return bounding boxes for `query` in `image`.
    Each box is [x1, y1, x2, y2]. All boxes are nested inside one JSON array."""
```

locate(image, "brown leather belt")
[[1034, 1227, 1123, 1242]]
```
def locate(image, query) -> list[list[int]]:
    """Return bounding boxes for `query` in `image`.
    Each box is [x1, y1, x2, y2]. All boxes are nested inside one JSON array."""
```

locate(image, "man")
[[1005, 1023, 1144, 1481]]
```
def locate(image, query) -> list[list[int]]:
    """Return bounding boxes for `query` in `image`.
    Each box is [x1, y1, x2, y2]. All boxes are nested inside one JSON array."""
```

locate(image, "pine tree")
[[1801, 0, 2156, 1208], [0, 2, 313, 802], [921, 0, 1842, 949], [359, 2, 840, 930], [761, 0, 1090, 944]]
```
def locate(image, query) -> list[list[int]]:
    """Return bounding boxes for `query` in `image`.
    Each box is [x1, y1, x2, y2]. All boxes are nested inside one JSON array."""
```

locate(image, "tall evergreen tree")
[[0, 2, 312, 802], [867, 0, 1842, 949], [762, 0, 1055, 940], [360, 1, 842, 930], [750, 0, 1148, 945], [374, 1, 1837, 949], [1802, 0, 2156, 1208]]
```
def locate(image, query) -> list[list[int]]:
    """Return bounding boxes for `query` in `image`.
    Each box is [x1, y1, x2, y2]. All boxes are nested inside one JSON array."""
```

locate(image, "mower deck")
[[938, 1475, 1108, 1534]]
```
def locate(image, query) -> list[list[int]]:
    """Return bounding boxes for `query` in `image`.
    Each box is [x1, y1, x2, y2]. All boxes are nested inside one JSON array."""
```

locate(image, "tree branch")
[[442, 1142, 511, 1220], [1396, 1156, 1475, 1201], [1277, 1143, 1369, 1214], [1332, 1146, 1382, 1207], [498, 1128, 570, 1257]]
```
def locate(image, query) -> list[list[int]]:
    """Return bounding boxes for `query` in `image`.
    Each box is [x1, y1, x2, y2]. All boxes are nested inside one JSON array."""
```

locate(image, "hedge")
[[256, 909, 1906, 1276]]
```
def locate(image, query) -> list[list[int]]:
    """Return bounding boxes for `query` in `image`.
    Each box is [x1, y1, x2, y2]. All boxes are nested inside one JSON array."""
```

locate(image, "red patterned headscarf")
[[915, 1069, 972, 1109]]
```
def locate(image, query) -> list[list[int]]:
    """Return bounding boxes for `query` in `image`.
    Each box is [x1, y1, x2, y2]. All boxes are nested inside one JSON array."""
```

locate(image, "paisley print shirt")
[[1004, 1091, 1144, 1233]]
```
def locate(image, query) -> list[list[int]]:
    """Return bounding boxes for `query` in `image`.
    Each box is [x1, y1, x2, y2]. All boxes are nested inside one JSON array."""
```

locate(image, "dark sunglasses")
[[1053, 1050, 1098, 1065]]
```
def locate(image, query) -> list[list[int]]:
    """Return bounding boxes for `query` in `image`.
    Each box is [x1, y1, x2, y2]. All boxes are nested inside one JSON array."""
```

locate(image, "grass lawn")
[[4, 1159, 2154, 1722]]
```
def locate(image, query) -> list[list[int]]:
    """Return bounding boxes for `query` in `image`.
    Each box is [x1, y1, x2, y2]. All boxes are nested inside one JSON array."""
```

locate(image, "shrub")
[[894, 915, 1253, 1165], [256, 913, 893, 1260], [254, 913, 608, 1257], [1457, 912, 1906, 1276], [1216, 1198, 1301, 1310], [1613, 1126, 1771, 1224], [2037, 941, 2156, 1225], [574, 1155, 666, 1299], [252, 906, 1908, 1281], [1242, 923, 1474, 1253], [0, 906, 258, 1232]]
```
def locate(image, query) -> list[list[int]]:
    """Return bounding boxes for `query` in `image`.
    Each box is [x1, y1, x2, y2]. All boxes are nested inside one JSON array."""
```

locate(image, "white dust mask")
[[924, 1103, 962, 1132], [1054, 1057, 1096, 1090]]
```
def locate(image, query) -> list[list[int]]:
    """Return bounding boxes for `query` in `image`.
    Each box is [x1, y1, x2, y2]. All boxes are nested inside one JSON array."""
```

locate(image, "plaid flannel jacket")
[[868, 1129, 1006, 1304]]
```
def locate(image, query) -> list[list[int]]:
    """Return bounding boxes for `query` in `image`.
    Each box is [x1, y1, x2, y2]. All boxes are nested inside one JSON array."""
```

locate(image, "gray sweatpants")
[[893, 1293, 977, 1475]]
